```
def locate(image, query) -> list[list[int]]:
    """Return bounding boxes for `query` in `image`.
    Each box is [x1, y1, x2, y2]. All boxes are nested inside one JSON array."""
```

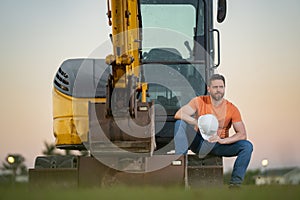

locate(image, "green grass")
[[1, 184, 300, 200]]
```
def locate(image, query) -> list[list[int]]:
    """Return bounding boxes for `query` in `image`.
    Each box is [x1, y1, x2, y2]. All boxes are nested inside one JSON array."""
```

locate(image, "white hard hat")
[[198, 114, 219, 140]]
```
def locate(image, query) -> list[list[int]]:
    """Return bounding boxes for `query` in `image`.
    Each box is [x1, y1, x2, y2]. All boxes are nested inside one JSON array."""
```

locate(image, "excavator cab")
[[140, 0, 217, 151]]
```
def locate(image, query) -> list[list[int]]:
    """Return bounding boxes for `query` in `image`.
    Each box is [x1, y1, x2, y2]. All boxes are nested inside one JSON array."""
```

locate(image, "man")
[[174, 74, 253, 187]]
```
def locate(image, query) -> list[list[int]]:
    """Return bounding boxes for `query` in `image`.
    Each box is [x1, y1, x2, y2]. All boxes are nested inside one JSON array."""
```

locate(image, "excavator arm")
[[105, 0, 147, 118]]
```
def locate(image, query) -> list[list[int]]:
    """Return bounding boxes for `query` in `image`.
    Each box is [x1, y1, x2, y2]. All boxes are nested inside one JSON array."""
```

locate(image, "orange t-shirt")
[[188, 96, 242, 138]]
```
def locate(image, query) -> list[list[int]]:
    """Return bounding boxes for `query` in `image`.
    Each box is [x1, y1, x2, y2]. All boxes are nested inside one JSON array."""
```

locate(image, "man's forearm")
[[219, 132, 247, 144], [176, 114, 198, 126], [174, 105, 198, 126]]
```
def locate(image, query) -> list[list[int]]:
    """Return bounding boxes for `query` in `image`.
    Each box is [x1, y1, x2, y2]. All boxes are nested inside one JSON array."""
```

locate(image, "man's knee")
[[175, 119, 186, 127], [239, 140, 253, 154]]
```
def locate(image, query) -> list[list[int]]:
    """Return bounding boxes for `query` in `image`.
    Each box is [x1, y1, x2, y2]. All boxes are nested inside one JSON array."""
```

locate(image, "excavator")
[[29, 0, 227, 187]]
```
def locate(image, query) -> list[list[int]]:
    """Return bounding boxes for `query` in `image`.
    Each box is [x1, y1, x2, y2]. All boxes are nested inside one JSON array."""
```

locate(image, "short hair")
[[208, 74, 225, 86]]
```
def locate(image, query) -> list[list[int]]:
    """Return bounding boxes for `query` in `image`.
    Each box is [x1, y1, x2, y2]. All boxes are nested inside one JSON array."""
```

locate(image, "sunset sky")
[[1, 0, 300, 173]]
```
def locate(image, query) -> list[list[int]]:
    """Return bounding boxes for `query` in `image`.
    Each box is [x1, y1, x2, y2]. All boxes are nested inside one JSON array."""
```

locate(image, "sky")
[[0, 0, 300, 173]]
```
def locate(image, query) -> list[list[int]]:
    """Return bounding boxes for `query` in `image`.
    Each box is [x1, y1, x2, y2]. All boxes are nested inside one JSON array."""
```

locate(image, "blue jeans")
[[174, 120, 253, 184]]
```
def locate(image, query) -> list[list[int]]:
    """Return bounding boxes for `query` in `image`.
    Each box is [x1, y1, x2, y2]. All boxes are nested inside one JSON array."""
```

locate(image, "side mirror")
[[217, 0, 227, 23]]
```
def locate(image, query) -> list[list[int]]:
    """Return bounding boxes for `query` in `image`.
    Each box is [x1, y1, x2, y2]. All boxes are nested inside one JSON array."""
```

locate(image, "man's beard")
[[211, 92, 224, 101]]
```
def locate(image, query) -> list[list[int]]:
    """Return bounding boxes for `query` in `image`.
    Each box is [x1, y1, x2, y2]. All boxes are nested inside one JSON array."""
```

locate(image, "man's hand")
[[211, 121, 247, 145], [208, 121, 247, 145], [208, 135, 226, 144]]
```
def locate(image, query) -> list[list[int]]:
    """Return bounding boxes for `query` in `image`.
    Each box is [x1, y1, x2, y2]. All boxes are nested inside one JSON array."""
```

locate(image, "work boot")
[[228, 183, 241, 189]]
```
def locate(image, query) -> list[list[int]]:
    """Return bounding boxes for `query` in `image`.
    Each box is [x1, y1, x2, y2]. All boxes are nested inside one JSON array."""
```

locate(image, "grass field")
[[1, 184, 300, 200]]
